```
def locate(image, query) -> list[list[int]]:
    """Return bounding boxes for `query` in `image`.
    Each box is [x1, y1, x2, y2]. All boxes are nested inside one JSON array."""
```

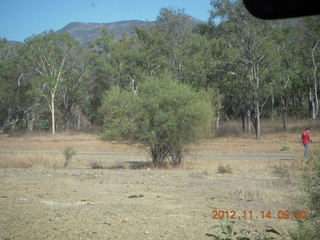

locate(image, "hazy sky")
[[0, 0, 212, 42]]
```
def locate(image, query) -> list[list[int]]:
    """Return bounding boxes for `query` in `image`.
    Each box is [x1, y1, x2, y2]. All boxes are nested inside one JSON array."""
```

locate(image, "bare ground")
[[0, 120, 315, 240]]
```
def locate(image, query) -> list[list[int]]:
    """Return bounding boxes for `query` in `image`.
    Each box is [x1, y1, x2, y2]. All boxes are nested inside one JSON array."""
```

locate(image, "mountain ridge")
[[58, 17, 203, 45], [3, 16, 203, 45]]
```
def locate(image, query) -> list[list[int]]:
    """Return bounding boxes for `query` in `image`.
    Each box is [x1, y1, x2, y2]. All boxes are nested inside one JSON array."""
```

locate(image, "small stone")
[[17, 197, 28, 201], [122, 217, 129, 223]]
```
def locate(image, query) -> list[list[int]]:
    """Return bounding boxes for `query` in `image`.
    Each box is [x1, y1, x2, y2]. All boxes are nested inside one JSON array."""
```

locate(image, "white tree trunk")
[[247, 109, 251, 134], [51, 93, 55, 135], [255, 102, 261, 139], [215, 111, 220, 129], [312, 40, 319, 124], [271, 88, 274, 121]]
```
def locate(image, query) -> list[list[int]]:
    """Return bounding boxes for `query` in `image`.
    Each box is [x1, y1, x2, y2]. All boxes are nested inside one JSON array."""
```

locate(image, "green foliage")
[[304, 152, 320, 214], [101, 76, 214, 166], [100, 86, 141, 140], [206, 219, 281, 240], [280, 145, 290, 151], [289, 220, 319, 240], [35, 117, 50, 130], [289, 151, 320, 239], [0, 39, 21, 130], [1, 2, 320, 136], [20, 31, 84, 134]]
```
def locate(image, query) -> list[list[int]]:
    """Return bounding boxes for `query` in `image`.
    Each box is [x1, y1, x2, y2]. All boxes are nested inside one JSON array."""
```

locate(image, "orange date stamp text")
[[211, 209, 308, 220]]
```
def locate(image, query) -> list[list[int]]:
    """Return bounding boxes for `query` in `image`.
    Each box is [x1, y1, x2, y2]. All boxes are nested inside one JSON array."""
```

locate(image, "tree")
[[209, 0, 275, 138], [21, 31, 83, 134], [0, 38, 18, 132], [295, 17, 320, 123], [155, 8, 193, 81], [0, 39, 29, 132], [268, 24, 301, 129], [100, 77, 214, 166]]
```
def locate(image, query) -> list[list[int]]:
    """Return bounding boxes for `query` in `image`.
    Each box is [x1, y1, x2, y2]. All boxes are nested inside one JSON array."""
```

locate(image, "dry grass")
[[229, 177, 303, 204], [0, 132, 144, 154], [233, 186, 264, 201], [0, 119, 318, 171], [189, 170, 210, 178], [272, 163, 290, 177], [0, 119, 317, 161], [0, 154, 63, 168]]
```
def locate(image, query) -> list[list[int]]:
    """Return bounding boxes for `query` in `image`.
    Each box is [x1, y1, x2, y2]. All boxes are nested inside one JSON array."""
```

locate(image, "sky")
[[0, 0, 213, 42]]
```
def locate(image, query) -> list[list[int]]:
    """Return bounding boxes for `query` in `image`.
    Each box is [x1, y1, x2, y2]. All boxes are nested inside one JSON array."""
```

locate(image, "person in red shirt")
[[301, 128, 311, 158]]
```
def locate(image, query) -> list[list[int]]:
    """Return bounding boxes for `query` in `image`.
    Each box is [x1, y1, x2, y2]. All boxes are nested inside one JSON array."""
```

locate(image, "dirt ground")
[[0, 120, 316, 240]]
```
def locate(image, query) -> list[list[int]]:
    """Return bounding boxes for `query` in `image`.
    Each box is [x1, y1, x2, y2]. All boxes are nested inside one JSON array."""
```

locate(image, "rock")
[[122, 217, 129, 223], [17, 197, 28, 201]]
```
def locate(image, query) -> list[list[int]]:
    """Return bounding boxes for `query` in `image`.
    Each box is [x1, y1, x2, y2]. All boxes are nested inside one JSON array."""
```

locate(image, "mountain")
[[58, 20, 154, 45], [58, 17, 203, 45]]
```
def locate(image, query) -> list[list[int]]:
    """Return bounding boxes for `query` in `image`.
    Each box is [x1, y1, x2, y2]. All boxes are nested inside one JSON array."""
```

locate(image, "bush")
[[304, 153, 320, 216], [289, 151, 320, 239], [100, 77, 214, 167], [63, 146, 77, 167], [90, 162, 104, 169], [217, 164, 233, 174], [289, 220, 319, 240], [206, 218, 281, 239]]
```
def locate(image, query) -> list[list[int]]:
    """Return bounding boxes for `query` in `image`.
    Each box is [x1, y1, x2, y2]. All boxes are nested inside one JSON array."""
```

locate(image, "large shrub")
[[289, 152, 320, 240], [101, 77, 214, 166]]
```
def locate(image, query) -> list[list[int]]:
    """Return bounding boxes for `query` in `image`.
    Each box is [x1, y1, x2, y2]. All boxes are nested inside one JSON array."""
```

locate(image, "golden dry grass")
[[0, 153, 63, 168], [0, 119, 317, 172], [0, 131, 144, 153], [1, 118, 318, 156]]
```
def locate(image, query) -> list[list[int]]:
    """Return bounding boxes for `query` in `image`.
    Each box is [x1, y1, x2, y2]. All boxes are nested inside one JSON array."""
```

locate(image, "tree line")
[[0, 0, 319, 139]]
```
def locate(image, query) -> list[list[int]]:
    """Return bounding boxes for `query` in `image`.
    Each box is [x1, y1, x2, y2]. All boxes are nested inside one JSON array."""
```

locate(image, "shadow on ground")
[[105, 161, 152, 170]]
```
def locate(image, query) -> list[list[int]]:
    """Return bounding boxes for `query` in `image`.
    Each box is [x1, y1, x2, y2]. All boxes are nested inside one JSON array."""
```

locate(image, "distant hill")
[[58, 20, 154, 45], [58, 17, 203, 45]]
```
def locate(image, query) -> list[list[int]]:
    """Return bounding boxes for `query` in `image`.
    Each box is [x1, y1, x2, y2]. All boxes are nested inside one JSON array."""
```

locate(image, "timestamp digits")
[[211, 210, 308, 220]]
